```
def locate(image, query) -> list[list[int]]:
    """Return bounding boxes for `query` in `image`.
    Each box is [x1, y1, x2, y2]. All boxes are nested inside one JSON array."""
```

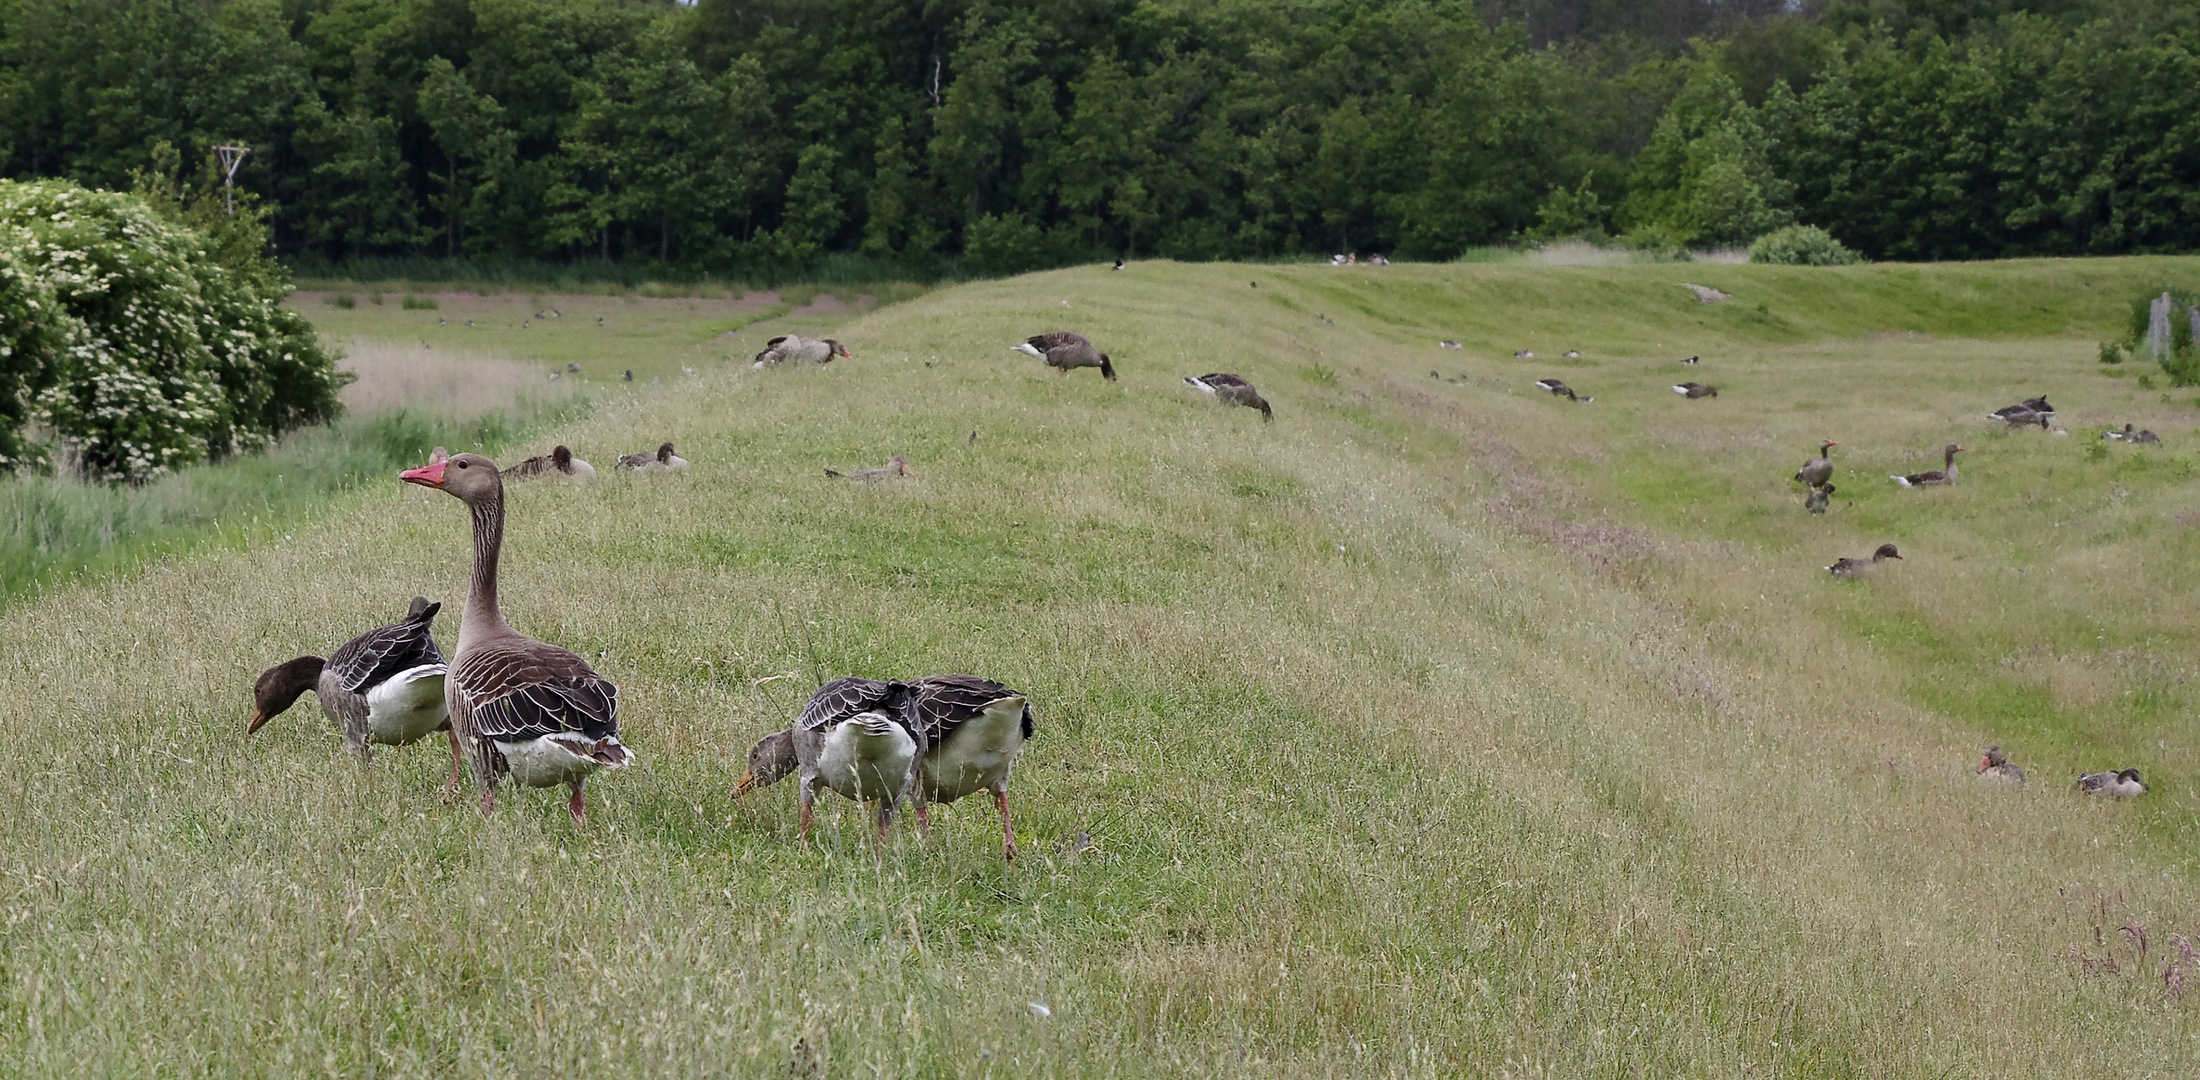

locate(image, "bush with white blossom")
[[0, 179, 347, 482]]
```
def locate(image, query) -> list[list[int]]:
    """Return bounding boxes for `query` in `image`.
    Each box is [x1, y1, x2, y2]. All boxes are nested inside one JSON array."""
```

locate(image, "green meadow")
[[3, 258, 2198, 1075]]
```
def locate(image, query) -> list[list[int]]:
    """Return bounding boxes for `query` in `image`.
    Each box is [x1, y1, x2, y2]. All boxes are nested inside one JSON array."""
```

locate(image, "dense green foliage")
[[2, 0, 2196, 273], [1748, 223, 1862, 264], [0, 179, 346, 481]]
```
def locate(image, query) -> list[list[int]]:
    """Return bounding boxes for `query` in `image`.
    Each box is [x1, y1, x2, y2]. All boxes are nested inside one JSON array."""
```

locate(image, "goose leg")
[[995, 788, 1017, 862], [798, 778, 816, 844], [478, 785, 496, 817], [443, 728, 465, 800], [568, 781, 587, 825]]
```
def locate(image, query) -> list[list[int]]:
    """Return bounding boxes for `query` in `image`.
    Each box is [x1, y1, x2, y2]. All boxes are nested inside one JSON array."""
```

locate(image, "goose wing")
[[1195, 372, 1251, 390], [797, 676, 902, 732], [453, 642, 619, 742], [913, 675, 1033, 744], [1031, 332, 1089, 356], [327, 603, 444, 694]]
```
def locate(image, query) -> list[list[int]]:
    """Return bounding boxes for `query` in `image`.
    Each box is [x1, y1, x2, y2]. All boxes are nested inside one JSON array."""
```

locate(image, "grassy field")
[[3, 257, 2199, 1075]]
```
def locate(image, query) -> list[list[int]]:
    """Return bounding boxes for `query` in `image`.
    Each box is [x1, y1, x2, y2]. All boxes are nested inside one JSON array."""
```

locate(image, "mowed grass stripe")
[[2, 259, 2196, 1075]]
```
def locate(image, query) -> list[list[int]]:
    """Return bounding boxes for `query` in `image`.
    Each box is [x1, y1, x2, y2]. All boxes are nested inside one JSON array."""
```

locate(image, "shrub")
[[326, 293, 357, 308], [1748, 225, 1863, 266], [0, 179, 349, 482], [400, 294, 438, 310], [2116, 285, 2200, 386]]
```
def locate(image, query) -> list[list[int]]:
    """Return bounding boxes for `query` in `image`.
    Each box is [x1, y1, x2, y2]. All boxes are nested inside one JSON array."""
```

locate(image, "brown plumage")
[[1014, 332, 1116, 381], [506, 445, 595, 480], [1184, 373, 1274, 420], [1671, 382, 1718, 399], [247, 597, 454, 771], [740, 677, 925, 843], [909, 675, 1035, 860], [1826, 543, 1902, 577], [1795, 440, 1837, 487], [1892, 444, 1963, 487], [399, 453, 634, 822], [616, 441, 689, 471]]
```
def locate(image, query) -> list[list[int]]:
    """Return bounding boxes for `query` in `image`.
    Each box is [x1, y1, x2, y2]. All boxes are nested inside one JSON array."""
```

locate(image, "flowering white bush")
[[0, 180, 347, 482]]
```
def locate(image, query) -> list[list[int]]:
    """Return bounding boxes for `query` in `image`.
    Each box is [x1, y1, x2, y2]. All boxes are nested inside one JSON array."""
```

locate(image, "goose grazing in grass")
[[825, 455, 911, 481], [1892, 444, 1963, 487], [1563, 349, 1581, 359], [1513, 349, 1534, 359], [1978, 746, 2026, 785], [616, 442, 689, 472], [1795, 440, 1837, 487], [400, 453, 634, 822], [506, 445, 595, 480], [1826, 542, 1901, 578], [1680, 356, 1700, 365], [249, 597, 456, 775], [753, 335, 850, 367], [1671, 382, 1718, 399], [1996, 408, 2050, 430], [1012, 332, 1116, 381], [736, 678, 925, 843], [2076, 768, 2145, 798], [1804, 482, 1834, 514], [1532, 378, 1592, 403], [1185, 373, 1274, 420], [908, 675, 1035, 860]]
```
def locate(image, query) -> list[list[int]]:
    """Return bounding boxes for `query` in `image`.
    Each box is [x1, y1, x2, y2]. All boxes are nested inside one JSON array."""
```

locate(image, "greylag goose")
[[506, 445, 595, 480], [1532, 378, 1593, 403], [2076, 768, 2145, 797], [1892, 444, 1963, 487], [1013, 332, 1116, 381], [909, 675, 1034, 860], [826, 455, 911, 481], [1978, 746, 2026, 785], [1563, 350, 1581, 359], [1795, 440, 1837, 487], [2104, 423, 2162, 444], [1672, 382, 1717, 399], [399, 453, 634, 821], [1990, 396, 2053, 420], [1184, 373, 1274, 420], [1995, 409, 2049, 430], [738, 677, 925, 843], [1680, 356, 1700, 365], [1512, 349, 1534, 359], [753, 335, 850, 367], [1826, 542, 1901, 577], [248, 597, 456, 775], [616, 442, 689, 472], [1804, 482, 1834, 514]]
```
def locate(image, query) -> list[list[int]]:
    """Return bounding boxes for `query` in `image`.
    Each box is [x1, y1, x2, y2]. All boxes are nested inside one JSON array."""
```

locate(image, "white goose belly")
[[364, 665, 449, 746], [921, 698, 1028, 803], [815, 718, 918, 802], [497, 733, 631, 788]]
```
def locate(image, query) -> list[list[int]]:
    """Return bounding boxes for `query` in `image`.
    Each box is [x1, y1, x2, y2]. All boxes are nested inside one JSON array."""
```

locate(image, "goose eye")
[[457, 461, 469, 468]]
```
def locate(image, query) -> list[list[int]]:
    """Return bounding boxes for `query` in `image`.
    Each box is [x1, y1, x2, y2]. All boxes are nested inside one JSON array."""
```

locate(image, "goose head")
[[1980, 746, 2008, 772], [401, 452, 503, 505], [551, 445, 574, 471], [657, 442, 677, 463], [1818, 440, 1838, 454], [249, 656, 326, 734], [1873, 543, 1903, 562], [890, 455, 912, 476], [733, 730, 798, 797], [827, 339, 851, 359]]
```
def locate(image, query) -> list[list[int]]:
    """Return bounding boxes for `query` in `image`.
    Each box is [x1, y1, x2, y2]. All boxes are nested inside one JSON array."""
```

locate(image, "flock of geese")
[[247, 323, 1274, 853], [1521, 358, 2163, 798]]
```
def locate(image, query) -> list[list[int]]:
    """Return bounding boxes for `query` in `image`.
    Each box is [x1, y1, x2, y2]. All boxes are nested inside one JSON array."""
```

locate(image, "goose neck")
[[461, 492, 510, 647]]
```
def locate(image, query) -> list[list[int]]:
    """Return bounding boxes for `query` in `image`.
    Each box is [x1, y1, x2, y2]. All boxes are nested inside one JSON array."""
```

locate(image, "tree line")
[[1, 0, 2194, 276]]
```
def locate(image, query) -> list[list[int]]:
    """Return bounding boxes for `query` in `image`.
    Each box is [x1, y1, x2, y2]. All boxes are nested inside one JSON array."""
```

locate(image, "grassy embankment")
[[2, 258, 2198, 1075]]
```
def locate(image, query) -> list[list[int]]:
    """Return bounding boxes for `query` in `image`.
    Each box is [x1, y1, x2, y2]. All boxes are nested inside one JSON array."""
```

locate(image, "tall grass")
[[5, 257, 2200, 1074]]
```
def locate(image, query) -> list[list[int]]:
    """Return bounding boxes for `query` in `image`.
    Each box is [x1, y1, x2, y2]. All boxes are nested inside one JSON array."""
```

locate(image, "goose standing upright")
[[909, 675, 1035, 860], [735, 677, 925, 843], [399, 454, 635, 821], [1013, 332, 1116, 381], [1184, 373, 1275, 420], [1892, 444, 1963, 487], [248, 597, 457, 776], [1795, 440, 1837, 487]]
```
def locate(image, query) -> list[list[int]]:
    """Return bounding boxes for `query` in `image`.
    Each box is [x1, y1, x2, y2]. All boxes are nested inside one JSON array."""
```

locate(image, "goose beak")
[[400, 461, 448, 488], [732, 769, 759, 799], [246, 708, 271, 735]]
